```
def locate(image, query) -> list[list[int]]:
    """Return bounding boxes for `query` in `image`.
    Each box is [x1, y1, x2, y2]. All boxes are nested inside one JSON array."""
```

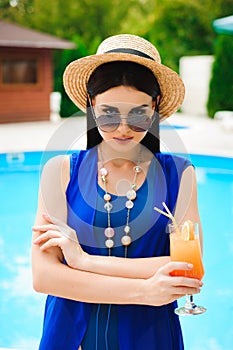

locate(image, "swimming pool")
[[0, 151, 233, 350]]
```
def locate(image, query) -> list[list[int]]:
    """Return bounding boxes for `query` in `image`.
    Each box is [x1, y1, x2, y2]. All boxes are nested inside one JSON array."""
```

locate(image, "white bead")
[[134, 165, 142, 173], [104, 202, 113, 211], [121, 235, 132, 246], [104, 193, 111, 201], [125, 200, 134, 209], [105, 238, 114, 248], [100, 167, 108, 176], [104, 227, 115, 238], [126, 189, 136, 200], [124, 225, 131, 234]]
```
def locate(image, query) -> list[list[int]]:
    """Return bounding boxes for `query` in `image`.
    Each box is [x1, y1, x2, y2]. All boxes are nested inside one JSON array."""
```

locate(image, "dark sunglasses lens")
[[96, 114, 154, 132], [128, 115, 153, 132], [96, 115, 120, 132]]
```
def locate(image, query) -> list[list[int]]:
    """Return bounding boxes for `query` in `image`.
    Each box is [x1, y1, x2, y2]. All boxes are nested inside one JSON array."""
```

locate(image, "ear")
[[87, 94, 95, 108], [91, 97, 96, 107]]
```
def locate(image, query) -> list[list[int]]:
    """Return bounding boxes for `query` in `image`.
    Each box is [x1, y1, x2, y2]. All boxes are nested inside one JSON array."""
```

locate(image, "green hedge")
[[207, 34, 233, 118], [53, 35, 91, 118]]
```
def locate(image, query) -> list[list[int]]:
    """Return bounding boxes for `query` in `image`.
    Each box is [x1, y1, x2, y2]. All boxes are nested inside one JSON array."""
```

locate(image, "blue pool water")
[[0, 151, 233, 350]]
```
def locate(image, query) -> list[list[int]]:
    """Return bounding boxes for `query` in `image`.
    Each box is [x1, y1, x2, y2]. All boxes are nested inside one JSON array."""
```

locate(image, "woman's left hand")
[[32, 214, 87, 269]]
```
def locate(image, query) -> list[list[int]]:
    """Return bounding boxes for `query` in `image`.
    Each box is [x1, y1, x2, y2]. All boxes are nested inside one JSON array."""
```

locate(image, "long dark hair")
[[86, 61, 161, 153]]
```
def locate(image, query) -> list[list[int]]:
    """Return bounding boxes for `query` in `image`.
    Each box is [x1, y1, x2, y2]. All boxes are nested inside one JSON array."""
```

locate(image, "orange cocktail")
[[154, 203, 207, 315], [169, 221, 204, 280]]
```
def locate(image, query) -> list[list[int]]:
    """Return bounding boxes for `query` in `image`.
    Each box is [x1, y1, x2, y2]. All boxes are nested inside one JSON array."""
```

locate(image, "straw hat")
[[63, 34, 185, 119]]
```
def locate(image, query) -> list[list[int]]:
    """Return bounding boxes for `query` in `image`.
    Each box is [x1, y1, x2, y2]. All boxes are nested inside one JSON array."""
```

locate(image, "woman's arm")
[[33, 234, 201, 307], [173, 165, 203, 249], [33, 155, 170, 279], [33, 161, 202, 280], [32, 218, 201, 307], [32, 192, 201, 306], [79, 255, 170, 279], [33, 159, 203, 279], [33, 216, 170, 279], [32, 156, 202, 305]]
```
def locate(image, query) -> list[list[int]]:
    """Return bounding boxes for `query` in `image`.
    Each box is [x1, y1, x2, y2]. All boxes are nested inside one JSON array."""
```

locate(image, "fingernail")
[[187, 263, 193, 269]]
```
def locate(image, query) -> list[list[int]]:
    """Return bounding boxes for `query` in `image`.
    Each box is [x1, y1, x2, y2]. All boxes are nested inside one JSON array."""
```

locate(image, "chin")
[[104, 138, 141, 153]]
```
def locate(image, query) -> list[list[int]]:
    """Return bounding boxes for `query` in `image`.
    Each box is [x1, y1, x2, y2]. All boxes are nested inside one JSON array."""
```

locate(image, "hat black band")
[[106, 48, 154, 61]]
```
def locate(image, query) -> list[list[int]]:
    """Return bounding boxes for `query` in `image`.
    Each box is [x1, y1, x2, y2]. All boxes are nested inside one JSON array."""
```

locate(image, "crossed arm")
[[31, 155, 203, 306]]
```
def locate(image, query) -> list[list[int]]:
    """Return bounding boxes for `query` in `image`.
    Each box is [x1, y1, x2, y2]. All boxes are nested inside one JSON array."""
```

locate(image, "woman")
[[32, 34, 203, 350]]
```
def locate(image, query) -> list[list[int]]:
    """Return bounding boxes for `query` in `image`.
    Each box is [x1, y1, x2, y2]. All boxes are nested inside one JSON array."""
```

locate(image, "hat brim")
[[63, 52, 185, 120]]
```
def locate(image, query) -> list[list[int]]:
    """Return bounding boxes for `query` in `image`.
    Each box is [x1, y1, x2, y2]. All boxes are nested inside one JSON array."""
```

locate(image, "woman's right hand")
[[32, 214, 88, 270], [142, 261, 203, 306]]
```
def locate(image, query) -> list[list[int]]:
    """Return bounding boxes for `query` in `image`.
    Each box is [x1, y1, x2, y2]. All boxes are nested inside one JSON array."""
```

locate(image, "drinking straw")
[[154, 202, 181, 234], [153, 206, 171, 218], [162, 202, 179, 228]]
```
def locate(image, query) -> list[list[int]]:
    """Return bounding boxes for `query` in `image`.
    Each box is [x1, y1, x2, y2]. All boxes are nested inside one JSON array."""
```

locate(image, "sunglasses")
[[94, 113, 156, 132], [88, 99, 156, 133]]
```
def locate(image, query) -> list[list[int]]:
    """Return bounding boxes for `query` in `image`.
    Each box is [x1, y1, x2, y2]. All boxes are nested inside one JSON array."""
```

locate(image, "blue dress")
[[38, 147, 191, 350]]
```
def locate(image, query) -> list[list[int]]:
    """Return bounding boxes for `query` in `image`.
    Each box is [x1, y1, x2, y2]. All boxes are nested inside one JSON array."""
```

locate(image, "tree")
[[207, 34, 233, 118], [53, 35, 90, 117], [1, 0, 232, 117], [142, 0, 225, 71]]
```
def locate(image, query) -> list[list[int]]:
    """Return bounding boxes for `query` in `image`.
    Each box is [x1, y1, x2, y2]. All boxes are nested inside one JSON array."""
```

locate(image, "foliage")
[[1, 0, 232, 117], [53, 35, 90, 117], [142, 0, 233, 71], [207, 35, 233, 118], [147, 1, 212, 71]]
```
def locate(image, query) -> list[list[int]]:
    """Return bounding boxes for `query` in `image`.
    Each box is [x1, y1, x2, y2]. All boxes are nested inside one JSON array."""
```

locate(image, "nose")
[[117, 118, 131, 132]]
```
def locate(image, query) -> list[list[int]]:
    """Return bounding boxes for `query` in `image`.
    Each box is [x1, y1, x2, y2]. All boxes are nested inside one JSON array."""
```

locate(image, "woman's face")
[[92, 86, 156, 151]]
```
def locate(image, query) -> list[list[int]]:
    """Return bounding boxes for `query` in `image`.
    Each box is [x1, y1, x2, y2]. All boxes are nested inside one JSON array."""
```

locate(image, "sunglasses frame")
[[94, 113, 156, 133], [88, 96, 156, 133]]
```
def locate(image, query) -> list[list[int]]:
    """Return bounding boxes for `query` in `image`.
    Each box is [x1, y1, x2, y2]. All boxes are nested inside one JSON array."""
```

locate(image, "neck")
[[99, 141, 144, 167]]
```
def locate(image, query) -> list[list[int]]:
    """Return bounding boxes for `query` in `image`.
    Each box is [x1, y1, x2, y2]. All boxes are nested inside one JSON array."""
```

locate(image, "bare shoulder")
[[37, 155, 71, 222], [41, 155, 70, 192], [41, 154, 70, 173], [175, 164, 200, 224], [181, 164, 197, 189]]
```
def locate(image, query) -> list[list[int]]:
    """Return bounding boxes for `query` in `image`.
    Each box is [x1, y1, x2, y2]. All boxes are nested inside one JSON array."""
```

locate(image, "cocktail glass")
[[169, 222, 207, 316]]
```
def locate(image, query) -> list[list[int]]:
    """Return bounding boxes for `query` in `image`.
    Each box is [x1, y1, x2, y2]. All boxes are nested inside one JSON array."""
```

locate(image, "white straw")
[[154, 202, 181, 234], [162, 202, 180, 231], [162, 202, 173, 217], [153, 206, 171, 218]]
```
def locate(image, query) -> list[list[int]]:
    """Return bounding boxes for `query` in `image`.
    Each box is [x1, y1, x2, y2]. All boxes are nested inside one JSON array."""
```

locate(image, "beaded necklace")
[[99, 149, 142, 258]]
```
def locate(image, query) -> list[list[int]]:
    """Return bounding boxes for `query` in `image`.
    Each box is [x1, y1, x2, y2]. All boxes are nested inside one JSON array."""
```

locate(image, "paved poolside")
[[0, 112, 232, 157]]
